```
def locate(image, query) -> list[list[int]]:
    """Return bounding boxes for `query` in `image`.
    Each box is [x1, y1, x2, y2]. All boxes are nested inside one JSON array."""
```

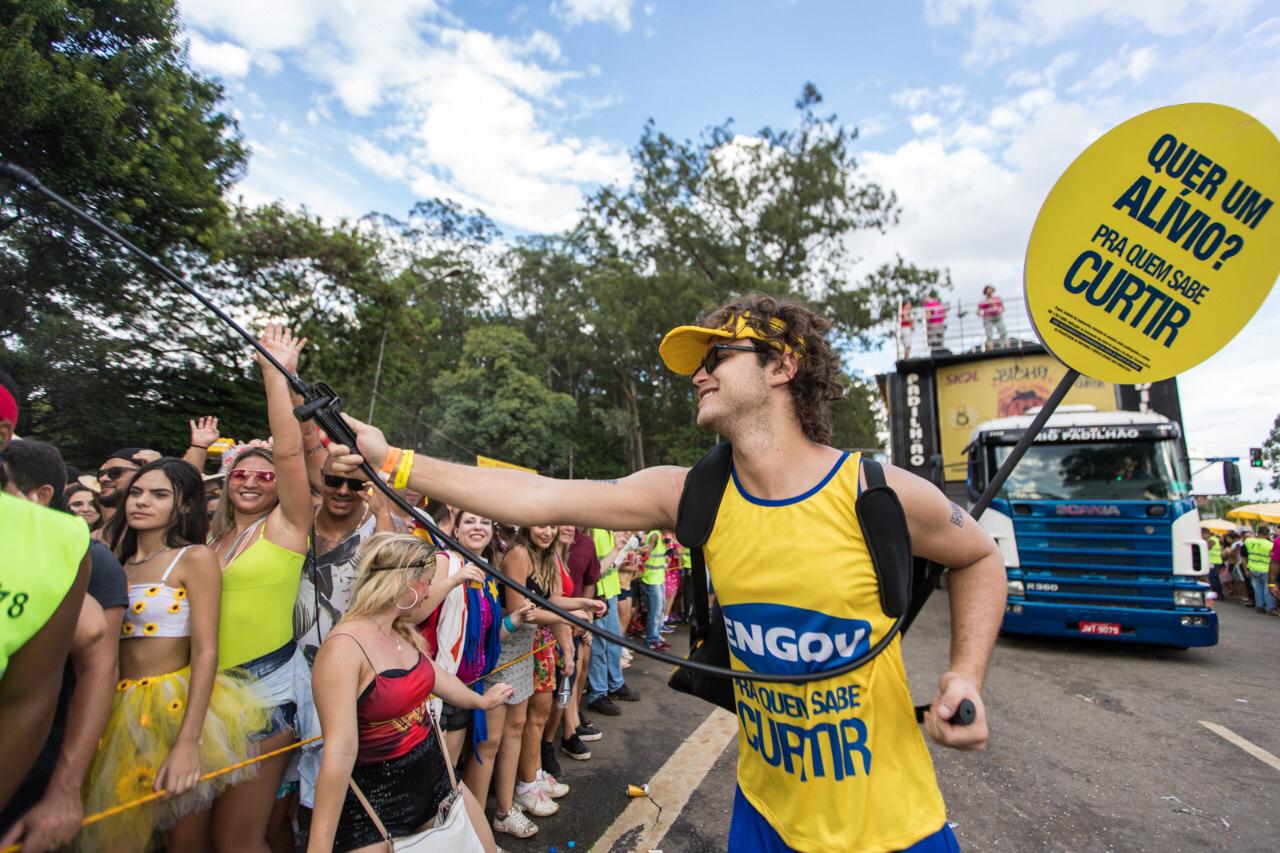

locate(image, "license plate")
[[1079, 621, 1122, 635]]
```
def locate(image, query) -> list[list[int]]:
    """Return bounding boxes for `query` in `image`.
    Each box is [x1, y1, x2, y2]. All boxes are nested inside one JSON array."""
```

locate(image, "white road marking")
[[593, 707, 739, 852], [1198, 720, 1280, 773]]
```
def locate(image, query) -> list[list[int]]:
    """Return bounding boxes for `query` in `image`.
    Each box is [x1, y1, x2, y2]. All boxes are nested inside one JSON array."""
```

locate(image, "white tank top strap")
[[160, 546, 192, 582]]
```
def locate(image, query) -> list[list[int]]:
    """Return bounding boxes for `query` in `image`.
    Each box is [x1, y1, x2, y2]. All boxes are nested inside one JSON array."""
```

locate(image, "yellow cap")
[[659, 312, 801, 376]]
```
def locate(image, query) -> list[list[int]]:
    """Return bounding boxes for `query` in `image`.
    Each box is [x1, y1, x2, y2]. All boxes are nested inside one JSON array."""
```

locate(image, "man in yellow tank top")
[[329, 293, 1007, 852]]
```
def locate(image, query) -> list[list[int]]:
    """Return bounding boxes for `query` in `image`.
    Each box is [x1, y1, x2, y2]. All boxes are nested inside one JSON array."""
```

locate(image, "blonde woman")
[[308, 533, 513, 853]]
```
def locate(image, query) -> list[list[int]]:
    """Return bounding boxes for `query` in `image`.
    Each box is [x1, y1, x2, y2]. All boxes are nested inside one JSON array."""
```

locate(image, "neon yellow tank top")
[[0, 494, 88, 677], [703, 451, 945, 852], [218, 524, 304, 668]]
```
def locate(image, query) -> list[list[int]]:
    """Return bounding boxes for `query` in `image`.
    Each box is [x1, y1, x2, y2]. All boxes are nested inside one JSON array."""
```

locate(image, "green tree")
[[506, 84, 943, 472], [430, 325, 576, 472], [0, 0, 249, 464], [1262, 413, 1280, 492], [0, 0, 245, 334]]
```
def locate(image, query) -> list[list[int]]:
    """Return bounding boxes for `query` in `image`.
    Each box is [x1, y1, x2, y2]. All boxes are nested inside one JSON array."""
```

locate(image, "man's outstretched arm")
[[885, 464, 1006, 751], [327, 413, 685, 532]]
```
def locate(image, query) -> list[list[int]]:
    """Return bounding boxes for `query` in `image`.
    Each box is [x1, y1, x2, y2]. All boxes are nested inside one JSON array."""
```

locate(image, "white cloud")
[[1069, 44, 1157, 94], [910, 113, 941, 134], [181, 0, 630, 232], [924, 0, 1261, 66], [553, 0, 635, 31], [187, 32, 253, 78]]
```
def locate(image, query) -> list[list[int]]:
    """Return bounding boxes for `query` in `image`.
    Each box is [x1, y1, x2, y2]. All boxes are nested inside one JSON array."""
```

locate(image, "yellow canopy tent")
[[1226, 503, 1280, 524], [1200, 518, 1241, 534]]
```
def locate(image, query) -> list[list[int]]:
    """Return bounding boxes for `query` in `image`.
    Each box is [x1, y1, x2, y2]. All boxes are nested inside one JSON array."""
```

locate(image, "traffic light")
[[1250, 447, 1264, 468]]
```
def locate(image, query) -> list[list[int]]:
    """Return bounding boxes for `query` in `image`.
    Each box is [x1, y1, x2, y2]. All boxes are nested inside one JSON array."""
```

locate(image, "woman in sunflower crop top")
[[205, 324, 314, 851], [85, 458, 267, 851]]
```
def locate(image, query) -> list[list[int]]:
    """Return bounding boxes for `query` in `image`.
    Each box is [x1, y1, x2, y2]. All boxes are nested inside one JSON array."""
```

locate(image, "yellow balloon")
[[1025, 103, 1280, 383]]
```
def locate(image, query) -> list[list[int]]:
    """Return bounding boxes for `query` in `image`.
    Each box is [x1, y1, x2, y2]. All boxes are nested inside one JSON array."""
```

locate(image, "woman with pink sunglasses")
[[205, 325, 315, 852]]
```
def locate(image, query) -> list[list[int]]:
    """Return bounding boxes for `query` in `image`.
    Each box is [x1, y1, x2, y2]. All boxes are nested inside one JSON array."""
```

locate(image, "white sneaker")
[[621, 648, 633, 660], [513, 783, 559, 816], [537, 769, 570, 798], [493, 805, 538, 838]]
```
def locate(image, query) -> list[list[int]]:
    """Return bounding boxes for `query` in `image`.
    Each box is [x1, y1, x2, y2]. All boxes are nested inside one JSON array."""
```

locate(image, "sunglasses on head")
[[700, 342, 764, 375], [100, 465, 140, 480], [229, 468, 276, 483], [323, 474, 365, 491]]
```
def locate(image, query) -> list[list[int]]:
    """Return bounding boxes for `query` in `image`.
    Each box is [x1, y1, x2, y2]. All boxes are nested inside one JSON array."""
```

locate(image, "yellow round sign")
[[1024, 103, 1280, 383]]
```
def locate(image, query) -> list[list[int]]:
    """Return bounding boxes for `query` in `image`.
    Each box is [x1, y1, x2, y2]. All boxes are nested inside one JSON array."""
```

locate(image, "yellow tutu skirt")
[[78, 666, 270, 851]]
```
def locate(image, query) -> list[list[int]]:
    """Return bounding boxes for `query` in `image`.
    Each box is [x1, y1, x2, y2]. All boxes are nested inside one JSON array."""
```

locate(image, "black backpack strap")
[[676, 442, 733, 645], [855, 458, 914, 619], [676, 442, 733, 549], [857, 456, 947, 633]]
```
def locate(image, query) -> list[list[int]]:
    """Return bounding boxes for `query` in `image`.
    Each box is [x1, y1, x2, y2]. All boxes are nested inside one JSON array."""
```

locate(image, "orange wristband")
[[380, 447, 403, 476]]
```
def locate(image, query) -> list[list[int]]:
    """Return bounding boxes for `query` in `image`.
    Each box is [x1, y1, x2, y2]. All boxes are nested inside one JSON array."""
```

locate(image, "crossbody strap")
[[347, 777, 394, 849]]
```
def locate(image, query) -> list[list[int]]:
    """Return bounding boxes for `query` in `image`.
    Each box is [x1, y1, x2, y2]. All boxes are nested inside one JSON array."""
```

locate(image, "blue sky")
[[179, 0, 1280, 496]]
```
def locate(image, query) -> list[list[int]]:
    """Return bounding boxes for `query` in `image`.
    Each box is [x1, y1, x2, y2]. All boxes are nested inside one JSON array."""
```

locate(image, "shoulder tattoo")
[[949, 502, 965, 528]]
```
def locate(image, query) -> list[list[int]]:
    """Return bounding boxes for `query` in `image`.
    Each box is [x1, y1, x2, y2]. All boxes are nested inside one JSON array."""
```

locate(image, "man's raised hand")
[[325, 413, 390, 477]]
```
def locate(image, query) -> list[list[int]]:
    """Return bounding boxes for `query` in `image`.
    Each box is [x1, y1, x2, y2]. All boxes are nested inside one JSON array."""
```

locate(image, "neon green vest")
[[1244, 536, 1272, 574], [592, 528, 621, 599], [0, 494, 88, 677], [1208, 536, 1222, 565], [642, 530, 667, 585]]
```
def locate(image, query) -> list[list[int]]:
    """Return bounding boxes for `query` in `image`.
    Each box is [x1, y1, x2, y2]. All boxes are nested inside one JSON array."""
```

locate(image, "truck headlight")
[[1174, 589, 1205, 608], [1007, 580, 1024, 597]]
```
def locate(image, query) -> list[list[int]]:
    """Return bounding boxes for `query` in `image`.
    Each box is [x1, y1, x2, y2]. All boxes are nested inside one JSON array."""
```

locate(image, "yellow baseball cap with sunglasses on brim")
[[659, 312, 803, 376]]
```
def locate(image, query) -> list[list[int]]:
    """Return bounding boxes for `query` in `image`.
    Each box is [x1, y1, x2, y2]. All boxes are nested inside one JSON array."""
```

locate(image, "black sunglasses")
[[100, 465, 140, 480], [323, 474, 365, 492], [701, 342, 764, 375]]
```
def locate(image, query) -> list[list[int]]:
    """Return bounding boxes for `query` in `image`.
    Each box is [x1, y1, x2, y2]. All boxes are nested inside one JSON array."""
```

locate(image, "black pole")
[[1, 159, 911, 687], [970, 368, 1079, 519]]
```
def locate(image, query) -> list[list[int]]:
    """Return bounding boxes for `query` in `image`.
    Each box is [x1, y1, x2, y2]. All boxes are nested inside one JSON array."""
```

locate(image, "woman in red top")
[[308, 533, 513, 853]]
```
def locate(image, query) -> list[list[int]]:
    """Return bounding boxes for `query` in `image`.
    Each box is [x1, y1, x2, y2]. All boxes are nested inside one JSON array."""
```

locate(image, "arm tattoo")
[[949, 502, 965, 528], [592, 478, 619, 485]]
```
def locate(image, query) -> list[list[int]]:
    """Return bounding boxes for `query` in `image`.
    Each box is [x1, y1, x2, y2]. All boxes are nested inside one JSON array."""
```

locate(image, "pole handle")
[[914, 698, 976, 726]]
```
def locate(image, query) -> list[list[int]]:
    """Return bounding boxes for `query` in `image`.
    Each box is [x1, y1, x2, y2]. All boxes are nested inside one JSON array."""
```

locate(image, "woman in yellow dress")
[[83, 458, 265, 851]]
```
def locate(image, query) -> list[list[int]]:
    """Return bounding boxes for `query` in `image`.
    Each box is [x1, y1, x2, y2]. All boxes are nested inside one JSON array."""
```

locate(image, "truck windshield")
[[992, 439, 1190, 501]]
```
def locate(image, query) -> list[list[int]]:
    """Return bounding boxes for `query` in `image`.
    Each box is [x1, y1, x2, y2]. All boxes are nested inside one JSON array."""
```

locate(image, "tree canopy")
[[1, 2, 939, 474]]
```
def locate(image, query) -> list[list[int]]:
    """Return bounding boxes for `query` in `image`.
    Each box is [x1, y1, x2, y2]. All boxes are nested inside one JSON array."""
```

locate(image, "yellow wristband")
[[393, 450, 415, 490]]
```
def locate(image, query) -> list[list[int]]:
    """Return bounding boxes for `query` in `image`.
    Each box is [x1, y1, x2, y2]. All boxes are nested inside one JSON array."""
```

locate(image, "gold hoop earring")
[[396, 588, 421, 611]]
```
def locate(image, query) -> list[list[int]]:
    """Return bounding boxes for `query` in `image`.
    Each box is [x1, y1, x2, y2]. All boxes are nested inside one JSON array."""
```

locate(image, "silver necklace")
[[127, 546, 174, 567], [376, 623, 404, 654]]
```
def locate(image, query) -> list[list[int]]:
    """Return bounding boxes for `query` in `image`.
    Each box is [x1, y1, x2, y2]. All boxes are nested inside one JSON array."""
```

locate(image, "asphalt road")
[[494, 595, 1280, 852]]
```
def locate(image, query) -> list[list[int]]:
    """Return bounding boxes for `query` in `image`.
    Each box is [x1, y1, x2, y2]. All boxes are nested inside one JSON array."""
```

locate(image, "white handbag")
[[347, 705, 484, 852]]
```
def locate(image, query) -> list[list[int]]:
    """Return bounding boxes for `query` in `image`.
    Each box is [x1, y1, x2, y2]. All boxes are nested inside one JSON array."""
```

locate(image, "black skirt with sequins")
[[333, 733, 454, 851]]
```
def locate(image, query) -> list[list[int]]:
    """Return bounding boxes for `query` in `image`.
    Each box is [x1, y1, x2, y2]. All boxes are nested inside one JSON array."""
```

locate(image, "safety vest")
[[642, 529, 667, 585], [0, 494, 89, 677], [592, 528, 621, 599], [1244, 536, 1272, 574], [703, 451, 945, 851], [1208, 536, 1222, 565]]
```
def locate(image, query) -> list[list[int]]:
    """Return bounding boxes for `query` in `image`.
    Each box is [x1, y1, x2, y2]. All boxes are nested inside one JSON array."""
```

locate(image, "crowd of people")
[[4, 292, 1002, 853], [1203, 526, 1280, 614], [0, 324, 696, 853]]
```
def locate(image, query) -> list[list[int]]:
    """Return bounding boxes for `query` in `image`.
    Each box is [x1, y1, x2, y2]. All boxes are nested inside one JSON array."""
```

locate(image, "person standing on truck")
[[924, 292, 948, 350], [326, 292, 1007, 853], [1243, 526, 1276, 614], [978, 285, 1007, 350]]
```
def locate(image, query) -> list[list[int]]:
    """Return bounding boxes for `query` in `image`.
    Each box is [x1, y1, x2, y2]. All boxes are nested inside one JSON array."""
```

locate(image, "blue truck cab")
[[965, 406, 1218, 648]]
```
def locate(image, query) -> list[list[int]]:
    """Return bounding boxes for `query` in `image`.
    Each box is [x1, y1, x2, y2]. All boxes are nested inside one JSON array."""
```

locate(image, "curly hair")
[[699, 292, 845, 445]]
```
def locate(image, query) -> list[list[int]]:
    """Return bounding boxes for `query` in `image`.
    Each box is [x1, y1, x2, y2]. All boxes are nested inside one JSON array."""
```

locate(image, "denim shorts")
[[240, 640, 299, 739]]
